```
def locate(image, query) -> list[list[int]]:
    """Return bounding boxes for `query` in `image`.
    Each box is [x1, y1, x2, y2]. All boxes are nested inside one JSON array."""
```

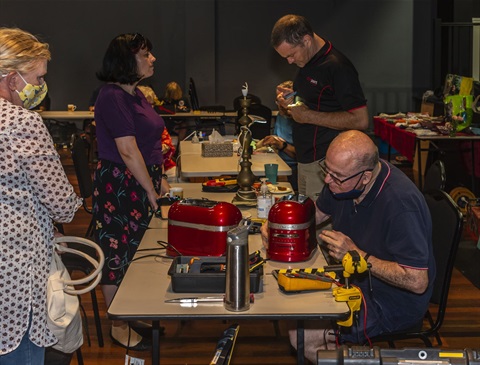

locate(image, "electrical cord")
[[174, 152, 197, 183], [107, 240, 183, 270]]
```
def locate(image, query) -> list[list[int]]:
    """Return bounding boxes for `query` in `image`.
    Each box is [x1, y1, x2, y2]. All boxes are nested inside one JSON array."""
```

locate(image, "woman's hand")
[[160, 177, 170, 196], [147, 190, 160, 212], [53, 229, 68, 251]]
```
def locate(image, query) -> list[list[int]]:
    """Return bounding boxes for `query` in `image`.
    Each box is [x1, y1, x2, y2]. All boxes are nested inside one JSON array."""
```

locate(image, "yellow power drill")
[[325, 250, 370, 327]]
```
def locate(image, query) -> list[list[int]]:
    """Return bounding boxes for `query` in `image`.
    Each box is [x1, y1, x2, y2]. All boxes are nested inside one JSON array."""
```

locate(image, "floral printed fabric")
[[0, 98, 82, 354], [162, 128, 176, 171], [92, 159, 161, 286]]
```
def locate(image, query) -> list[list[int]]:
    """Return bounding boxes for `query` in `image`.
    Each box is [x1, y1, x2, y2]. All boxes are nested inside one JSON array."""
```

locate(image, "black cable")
[[156, 240, 183, 256], [107, 240, 183, 270]]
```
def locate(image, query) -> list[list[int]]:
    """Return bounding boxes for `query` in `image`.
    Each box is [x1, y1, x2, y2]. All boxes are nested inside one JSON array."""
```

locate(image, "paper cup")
[[169, 187, 184, 199]]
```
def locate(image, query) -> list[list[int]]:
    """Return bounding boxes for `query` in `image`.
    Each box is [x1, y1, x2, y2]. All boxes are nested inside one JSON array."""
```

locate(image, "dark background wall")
[[1, 0, 478, 127]]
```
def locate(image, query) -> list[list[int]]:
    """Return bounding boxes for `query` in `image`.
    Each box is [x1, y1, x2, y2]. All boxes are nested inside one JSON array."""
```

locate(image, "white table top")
[[178, 140, 292, 178], [160, 111, 278, 118], [37, 110, 95, 120], [37, 110, 278, 121], [160, 111, 228, 119], [108, 183, 348, 321], [107, 228, 348, 320]]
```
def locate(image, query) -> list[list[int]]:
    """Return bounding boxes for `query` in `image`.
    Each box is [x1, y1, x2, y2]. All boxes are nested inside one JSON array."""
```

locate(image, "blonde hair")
[[137, 85, 160, 105], [164, 81, 183, 101], [278, 80, 293, 89], [0, 28, 51, 75]]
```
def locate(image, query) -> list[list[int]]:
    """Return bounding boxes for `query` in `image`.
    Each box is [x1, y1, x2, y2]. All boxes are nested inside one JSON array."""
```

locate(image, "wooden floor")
[[57, 149, 480, 365]]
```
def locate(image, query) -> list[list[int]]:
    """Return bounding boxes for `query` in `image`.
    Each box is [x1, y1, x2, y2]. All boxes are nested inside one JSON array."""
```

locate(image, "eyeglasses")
[[130, 33, 146, 53], [318, 158, 373, 185]]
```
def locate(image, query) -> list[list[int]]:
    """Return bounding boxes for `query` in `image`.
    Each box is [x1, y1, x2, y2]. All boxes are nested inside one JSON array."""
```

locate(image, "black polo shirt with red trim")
[[293, 40, 367, 163]]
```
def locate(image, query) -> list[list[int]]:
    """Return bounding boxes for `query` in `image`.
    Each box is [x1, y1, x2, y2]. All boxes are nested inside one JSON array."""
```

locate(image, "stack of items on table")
[[376, 112, 446, 136]]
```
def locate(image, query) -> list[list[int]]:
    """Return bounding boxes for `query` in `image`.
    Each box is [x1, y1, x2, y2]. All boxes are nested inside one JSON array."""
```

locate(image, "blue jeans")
[[0, 314, 45, 365]]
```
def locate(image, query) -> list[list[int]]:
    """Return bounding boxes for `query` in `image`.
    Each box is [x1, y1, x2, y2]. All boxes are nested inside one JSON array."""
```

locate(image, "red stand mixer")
[[267, 194, 317, 262]]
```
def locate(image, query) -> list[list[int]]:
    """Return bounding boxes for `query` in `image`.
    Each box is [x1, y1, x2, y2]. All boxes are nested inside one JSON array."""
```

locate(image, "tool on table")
[[165, 296, 225, 304], [165, 293, 255, 304], [274, 268, 336, 293], [248, 250, 266, 272], [200, 263, 226, 273], [324, 250, 371, 327], [204, 178, 238, 187], [284, 271, 334, 282]]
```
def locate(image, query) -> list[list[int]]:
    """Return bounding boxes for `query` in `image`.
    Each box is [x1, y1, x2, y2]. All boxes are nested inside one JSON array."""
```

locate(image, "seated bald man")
[[262, 130, 435, 363]]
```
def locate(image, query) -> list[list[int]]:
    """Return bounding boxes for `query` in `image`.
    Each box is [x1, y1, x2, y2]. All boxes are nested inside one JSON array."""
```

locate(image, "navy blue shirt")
[[317, 160, 435, 343]]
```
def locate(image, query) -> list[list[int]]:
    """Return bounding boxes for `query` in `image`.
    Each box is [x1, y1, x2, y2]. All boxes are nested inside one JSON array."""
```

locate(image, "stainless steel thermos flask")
[[224, 224, 250, 311]]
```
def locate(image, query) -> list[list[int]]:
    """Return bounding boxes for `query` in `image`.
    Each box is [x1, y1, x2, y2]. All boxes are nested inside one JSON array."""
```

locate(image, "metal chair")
[[423, 160, 446, 192], [370, 189, 463, 347], [63, 137, 104, 347]]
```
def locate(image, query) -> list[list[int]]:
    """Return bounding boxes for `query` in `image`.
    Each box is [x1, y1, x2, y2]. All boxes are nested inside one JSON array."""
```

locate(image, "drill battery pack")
[[273, 268, 336, 293]]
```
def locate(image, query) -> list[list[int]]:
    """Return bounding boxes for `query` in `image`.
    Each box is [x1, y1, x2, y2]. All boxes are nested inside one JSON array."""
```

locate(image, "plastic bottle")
[[257, 177, 272, 219], [192, 132, 199, 143], [224, 225, 250, 312]]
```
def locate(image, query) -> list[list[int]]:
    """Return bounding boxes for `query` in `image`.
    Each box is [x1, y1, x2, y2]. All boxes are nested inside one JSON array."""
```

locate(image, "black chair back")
[[369, 189, 463, 347], [423, 160, 446, 192], [425, 189, 463, 305], [188, 77, 200, 111]]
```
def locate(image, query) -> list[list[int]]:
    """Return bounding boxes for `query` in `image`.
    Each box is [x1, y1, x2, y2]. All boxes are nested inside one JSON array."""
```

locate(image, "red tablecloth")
[[373, 117, 416, 161], [374, 116, 480, 179]]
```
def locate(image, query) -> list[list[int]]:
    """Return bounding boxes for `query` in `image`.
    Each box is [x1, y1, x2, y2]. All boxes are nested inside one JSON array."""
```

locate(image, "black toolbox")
[[167, 256, 263, 293]]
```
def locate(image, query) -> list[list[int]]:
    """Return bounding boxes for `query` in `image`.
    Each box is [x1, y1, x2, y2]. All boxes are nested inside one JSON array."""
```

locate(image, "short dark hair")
[[271, 14, 314, 48], [96, 33, 152, 84]]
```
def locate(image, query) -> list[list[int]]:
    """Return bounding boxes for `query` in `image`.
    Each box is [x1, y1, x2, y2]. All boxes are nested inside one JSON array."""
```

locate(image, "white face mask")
[[15, 72, 48, 109]]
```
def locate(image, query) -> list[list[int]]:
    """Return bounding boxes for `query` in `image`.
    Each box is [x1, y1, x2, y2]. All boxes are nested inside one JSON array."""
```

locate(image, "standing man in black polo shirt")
[[271, 14, 369, 200]]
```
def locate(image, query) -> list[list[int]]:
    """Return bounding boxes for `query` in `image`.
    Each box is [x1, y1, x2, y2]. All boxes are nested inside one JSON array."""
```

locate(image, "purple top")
[[94, 84, 164, 166]]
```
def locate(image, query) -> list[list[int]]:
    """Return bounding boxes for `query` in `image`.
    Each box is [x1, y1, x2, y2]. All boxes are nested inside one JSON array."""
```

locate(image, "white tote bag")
[[47, 236, 105, 353]]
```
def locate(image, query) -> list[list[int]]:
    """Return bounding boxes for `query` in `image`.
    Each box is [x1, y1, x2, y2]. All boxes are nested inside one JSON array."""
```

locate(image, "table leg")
[[297, 320, 305, 365], [152, 321, 161, 365]]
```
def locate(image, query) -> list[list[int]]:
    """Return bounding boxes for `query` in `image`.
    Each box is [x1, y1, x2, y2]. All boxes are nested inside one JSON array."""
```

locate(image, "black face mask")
[[331, 172, 366, 200], [332, 185, 365, 200]]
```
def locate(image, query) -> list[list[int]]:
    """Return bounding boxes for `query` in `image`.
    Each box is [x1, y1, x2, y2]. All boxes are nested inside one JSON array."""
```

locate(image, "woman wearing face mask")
[[93, 33, 170, 350], [0, 28, 82, 364]]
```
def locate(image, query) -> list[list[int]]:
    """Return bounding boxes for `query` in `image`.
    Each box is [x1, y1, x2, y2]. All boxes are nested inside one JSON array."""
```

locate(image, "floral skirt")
[[92, 159, 161, 286]]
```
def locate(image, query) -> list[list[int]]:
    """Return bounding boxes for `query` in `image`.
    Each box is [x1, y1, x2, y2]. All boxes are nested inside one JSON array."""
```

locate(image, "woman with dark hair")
[[93, 33, 169, 350]]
